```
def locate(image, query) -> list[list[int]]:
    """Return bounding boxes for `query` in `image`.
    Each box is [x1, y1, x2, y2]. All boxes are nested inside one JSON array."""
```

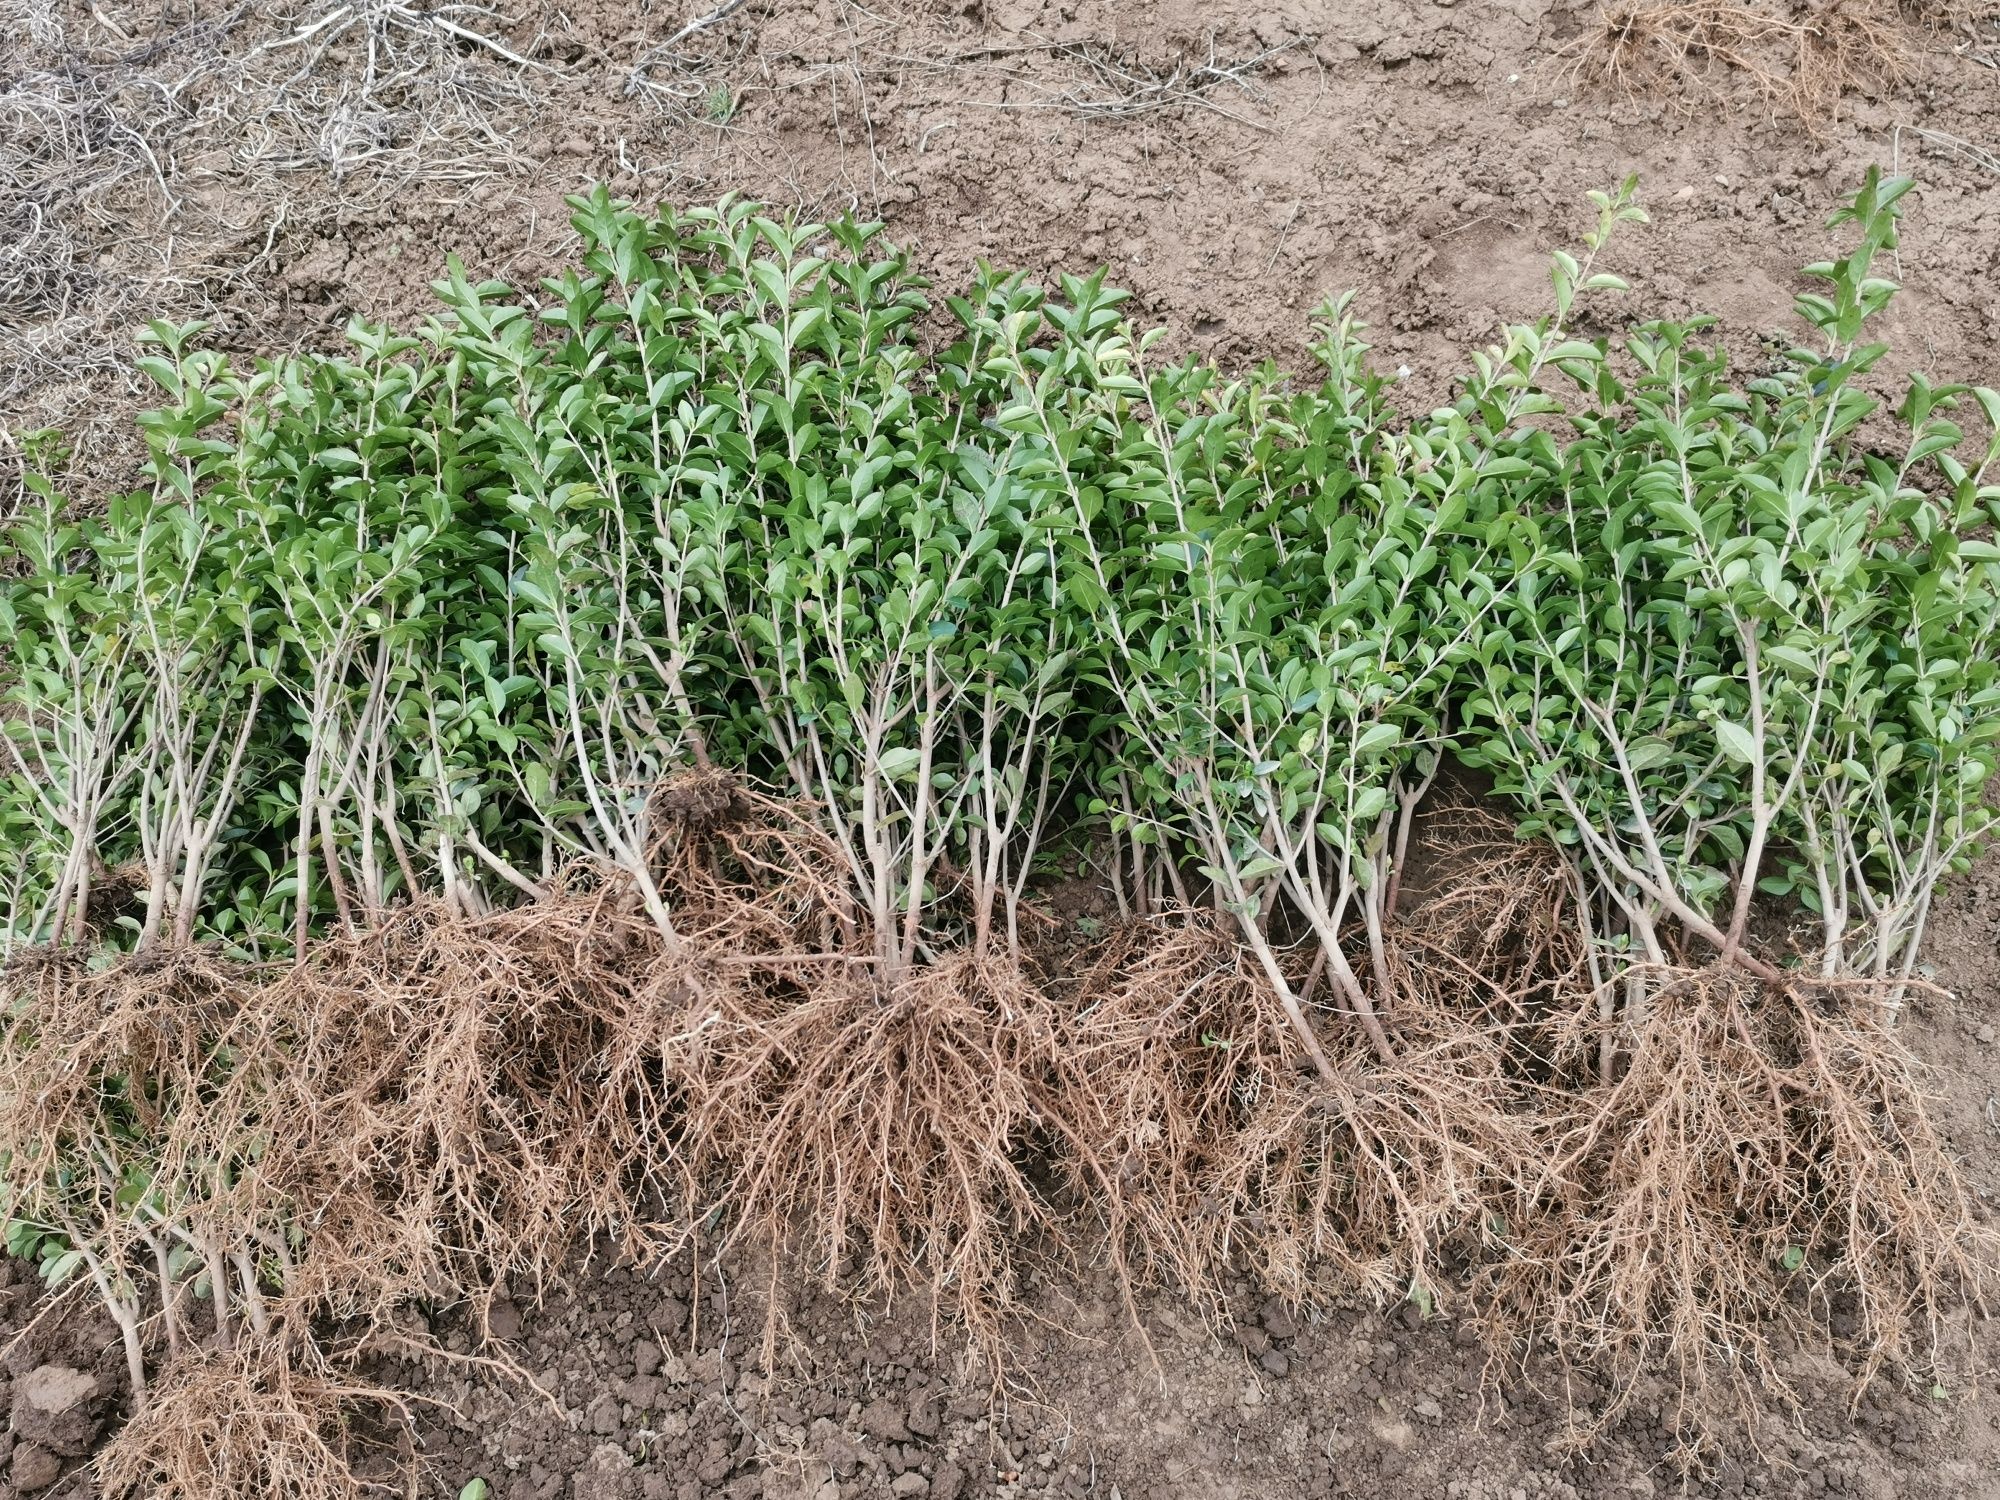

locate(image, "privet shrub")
[[2, 171, 1997, 1448], [6, 174, 1995, 997], [1462, 173, 2000, 1021]]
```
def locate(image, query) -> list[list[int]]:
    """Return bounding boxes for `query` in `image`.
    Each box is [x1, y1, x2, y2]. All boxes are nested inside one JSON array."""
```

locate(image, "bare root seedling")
[[1488, 969, 1993, 1444]]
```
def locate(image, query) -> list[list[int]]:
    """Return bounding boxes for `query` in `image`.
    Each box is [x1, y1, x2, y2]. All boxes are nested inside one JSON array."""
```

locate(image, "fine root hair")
[[1385, 797, 1592, 1034], [4, 781, 1992, 1466], [1560, 0, 1913, 123], [1056, 910, 1540, 1317], [671, 949, 1068, 1351], [1490, 969, 1994, 1443], [265, 890, 672, 1329], [97, 1338, 413, 1500]]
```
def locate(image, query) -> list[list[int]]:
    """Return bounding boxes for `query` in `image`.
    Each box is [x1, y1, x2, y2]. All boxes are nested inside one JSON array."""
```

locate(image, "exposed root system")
[[1056, 911, 1539, 1316], [1386, 799, 1590, 1033], [268, 893, 670, 1327], [97, 1338, 411, 1500], [1492, 969, 1994, 1441], [1562, 0, 1913, 123], [649, 770, 861, 956], [1052, 919, 1294, 1303], [1, 786, 1991, 1480], [672, 952, 1068, 1348]]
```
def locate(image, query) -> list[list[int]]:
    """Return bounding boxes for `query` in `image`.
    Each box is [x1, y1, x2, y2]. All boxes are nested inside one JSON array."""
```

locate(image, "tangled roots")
[[1494, 970, 1994, 1440], [1561, 0, 1910, 123], [651, 770, 859, 955], [1057, 913, 1536, 1314], [6, 782, 1993, 1471], [0, 777, 862, 1350], [673, 952, 1067, 1344], [0, 891, 687, 1395], [267, 893, 670, 1327], [1255, 1006, 1538, 1311], [1053, 919, 1300, 1302], [97, 1340, 410, 1500], [1387, 800, 1590, 1032], [0, 946, 296, 1367]]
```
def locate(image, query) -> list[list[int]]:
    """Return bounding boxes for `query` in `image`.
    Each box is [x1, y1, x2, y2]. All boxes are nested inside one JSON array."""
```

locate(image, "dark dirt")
[[0, 1258, 126, 1499], [5, 0, 2000, 1495]]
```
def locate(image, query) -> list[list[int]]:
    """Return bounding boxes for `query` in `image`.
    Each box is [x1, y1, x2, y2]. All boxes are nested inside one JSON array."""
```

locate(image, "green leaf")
[[1355, 723, 1400, 757], [877, 747, 922, 782], [1237, 853, 1285, 883], [1713, 719, 1758, 766], [41, 1248, 84, 1288]]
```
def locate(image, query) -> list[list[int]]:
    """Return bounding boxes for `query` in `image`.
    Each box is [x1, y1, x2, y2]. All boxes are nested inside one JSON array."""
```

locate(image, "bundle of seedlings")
[[464, 194, 1106, 1332], [1460, 170, 1999, 1432], [0, 888, 681, 1382], [0, 796, 877, 1490], [3, 311, 530, 958], [978, 210, 1662, 1311], [1, 171, 1996, 1482], [0, 946, 293, 1411]]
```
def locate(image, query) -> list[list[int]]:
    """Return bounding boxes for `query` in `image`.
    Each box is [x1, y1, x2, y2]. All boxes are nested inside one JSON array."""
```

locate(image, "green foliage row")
[[4, 172, 1998, 1024]]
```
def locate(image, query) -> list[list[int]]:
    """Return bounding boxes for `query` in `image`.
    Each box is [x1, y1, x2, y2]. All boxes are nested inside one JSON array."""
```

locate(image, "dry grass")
[[1561, 0, 1916, 123], [0, 0, 615, 494], [213, 0, 547, 197], [0, 0, 190, 446], [1909, 0, 2000, 31]]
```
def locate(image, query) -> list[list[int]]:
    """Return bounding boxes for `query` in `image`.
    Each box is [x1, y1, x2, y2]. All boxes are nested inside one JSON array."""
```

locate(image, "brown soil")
[[10, 0, 2000, 491], [5, 0, 2000, 1496]]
